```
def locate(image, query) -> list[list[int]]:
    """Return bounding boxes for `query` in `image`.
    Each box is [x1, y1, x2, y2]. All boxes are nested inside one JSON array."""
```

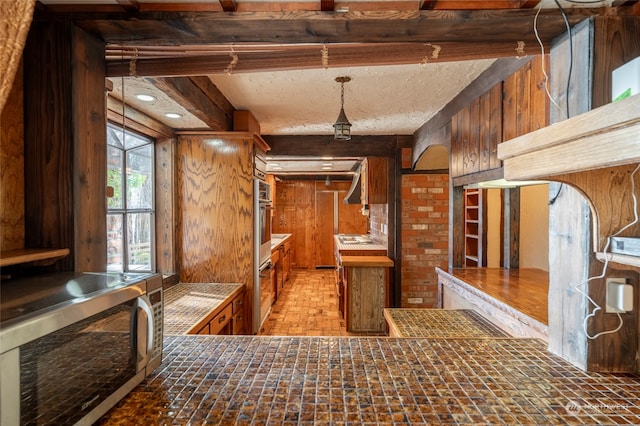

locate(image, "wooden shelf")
[[596, 252, 640, 270], [0, 248, 70, 267], [497, 94, 640, 180]]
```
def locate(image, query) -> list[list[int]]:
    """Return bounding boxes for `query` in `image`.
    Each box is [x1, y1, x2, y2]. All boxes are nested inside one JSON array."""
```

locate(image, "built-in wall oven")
[[0, 272, 163, 426], [254, 178, 273, 333]]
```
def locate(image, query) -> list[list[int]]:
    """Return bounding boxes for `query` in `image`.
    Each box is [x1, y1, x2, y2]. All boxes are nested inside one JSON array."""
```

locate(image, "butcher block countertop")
[[163, 282, 244, 335], [98, 335, 640, 425], [340, 255, 394, 267]]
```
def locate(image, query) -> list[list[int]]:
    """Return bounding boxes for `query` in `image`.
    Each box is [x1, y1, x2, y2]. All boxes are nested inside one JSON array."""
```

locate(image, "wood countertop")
[[340, 255, 394, 267], [163, 282, 244, 335]]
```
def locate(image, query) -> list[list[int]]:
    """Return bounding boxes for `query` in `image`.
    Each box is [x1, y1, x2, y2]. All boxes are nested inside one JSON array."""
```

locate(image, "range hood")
[[344, 165, 362, 204]]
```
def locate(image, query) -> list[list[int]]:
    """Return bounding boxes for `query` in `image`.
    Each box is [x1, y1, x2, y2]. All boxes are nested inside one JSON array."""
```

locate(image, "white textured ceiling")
[[208, 60, 496, 136]]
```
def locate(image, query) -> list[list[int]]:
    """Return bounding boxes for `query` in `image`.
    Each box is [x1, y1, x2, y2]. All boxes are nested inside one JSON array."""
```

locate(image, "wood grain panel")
[[488, 83, 503, 170], [347, 266, 387, 333], [155, 137, 177, 274], [72, 25, 107, 272], [177, 135, 254, 298], [315, 190, 336, 267], [24, 21, 74, 272], [0, 59, 24, 251]]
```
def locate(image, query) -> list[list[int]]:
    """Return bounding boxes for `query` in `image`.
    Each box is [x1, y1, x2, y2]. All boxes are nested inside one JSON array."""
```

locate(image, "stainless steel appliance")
[[253, 178, 273, 333], [0, 272, 162, 426]]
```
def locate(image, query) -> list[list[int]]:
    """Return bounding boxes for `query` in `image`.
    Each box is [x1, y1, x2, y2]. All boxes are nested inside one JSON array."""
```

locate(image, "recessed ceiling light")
[[135, 94, 155, 102], [165, 112, 182, 119], [272, 166, 283, 170], [322, 163, 333, 167], [321, 166, 333, 170]]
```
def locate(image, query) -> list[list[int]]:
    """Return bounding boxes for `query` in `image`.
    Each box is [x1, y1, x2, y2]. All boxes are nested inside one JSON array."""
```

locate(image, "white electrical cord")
[[575, 163, 640, 339], [533, 5, 562, 112]]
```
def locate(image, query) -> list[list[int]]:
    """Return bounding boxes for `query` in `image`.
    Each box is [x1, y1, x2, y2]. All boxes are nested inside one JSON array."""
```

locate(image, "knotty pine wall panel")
[[177, 135, 254, 293], [0, 60, 25, 251]]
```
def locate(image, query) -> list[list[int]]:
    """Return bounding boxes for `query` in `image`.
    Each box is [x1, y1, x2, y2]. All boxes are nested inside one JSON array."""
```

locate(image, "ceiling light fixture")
[[135, 93, 155, 102], [333, 76, 352, 141], [165, 112, 182, 119]]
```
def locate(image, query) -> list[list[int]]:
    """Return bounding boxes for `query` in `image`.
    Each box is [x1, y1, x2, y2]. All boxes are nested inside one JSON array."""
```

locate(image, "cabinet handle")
[[219, 315, 227, 323]]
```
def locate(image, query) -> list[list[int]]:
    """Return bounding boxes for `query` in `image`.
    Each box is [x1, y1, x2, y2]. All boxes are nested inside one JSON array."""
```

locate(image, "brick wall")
[[401, 173, 449, 307]]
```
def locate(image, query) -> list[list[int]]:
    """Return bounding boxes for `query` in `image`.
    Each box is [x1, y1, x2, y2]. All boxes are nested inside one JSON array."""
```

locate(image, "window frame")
[[106, 121, 156, 273]]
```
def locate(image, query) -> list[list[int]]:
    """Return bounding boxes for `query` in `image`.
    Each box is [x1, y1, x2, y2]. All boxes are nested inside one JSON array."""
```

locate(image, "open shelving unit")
[[464, 189, 483, 267]]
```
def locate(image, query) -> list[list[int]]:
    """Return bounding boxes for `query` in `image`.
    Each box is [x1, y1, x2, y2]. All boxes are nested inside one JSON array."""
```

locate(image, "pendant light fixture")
[[333, 76, 352, 140]]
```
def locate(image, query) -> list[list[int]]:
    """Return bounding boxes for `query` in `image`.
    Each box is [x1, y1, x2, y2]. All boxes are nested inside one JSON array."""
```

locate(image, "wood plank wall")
[[273, 180, 367, 269], [451, 55, 549, 181], [0, 60, 24, 252], [23, 22, 107, 272]]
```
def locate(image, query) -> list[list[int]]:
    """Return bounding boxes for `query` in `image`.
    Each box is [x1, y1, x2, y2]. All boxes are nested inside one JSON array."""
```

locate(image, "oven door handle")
[[136, 295, 154, 372]]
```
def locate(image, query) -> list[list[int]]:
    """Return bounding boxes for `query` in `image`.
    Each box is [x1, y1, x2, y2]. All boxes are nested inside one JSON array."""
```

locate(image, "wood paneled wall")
[[273, 180, 367, 269], [23, 22, 107, 272], [450, 55, 549, 181], [176, 135, 254, 286], [0, 60, 24, 252]]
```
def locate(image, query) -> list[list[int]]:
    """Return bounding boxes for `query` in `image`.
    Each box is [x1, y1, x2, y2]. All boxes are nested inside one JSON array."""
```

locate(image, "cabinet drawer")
[[209, 303, 233, 335], [232, 310, 244, 335], [232, 292, 244, 314], [197, 323, 210, 334]]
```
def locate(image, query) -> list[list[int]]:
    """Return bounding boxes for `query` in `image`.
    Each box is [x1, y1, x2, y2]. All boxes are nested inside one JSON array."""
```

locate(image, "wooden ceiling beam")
[[53, 9, 600, 46], [115, 0, 140, 12], [420, 1, 539, 10], [219, 0, 237, 12], [264, 135, 411, 157], [107, 41, 543, 77], [320, 0, 335, 12], [146, 76, 232, 130]]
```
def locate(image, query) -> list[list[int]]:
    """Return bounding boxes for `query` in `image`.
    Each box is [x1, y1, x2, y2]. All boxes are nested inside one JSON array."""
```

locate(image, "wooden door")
[[315, 191, 336, 267]]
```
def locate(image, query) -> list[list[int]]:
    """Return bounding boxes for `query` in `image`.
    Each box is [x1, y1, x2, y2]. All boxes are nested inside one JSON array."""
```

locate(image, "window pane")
[[107, 214, 124, 272], [126, 145, 153, 209], [107, 145, 123, 209], [107, 124, 124, 149], [124, 130, 151, 150], [127, 213, 152, 271]]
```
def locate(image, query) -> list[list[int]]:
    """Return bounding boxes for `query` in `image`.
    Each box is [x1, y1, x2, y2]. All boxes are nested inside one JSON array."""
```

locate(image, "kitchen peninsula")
[[98, 334, 640, 425]]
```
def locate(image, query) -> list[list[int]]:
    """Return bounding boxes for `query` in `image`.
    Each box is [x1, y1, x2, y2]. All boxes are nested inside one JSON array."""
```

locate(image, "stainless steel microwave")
[[0, 272, 163, 425]]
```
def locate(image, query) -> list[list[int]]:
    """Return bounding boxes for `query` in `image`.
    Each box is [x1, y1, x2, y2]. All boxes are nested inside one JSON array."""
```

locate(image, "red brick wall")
[[401, 173, 449, 307]]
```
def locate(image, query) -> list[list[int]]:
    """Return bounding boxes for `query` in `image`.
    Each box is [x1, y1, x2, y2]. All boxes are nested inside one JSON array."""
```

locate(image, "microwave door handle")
[[136, 296, 154, 371]]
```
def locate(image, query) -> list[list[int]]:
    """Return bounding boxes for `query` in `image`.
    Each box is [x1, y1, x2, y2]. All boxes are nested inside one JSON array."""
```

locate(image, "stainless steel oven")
[[0, 272, 163, 426], [254, 178, 272, 333]]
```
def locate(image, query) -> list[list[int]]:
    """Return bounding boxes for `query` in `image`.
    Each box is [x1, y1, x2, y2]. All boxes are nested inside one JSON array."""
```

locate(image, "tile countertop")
[[334, 234, 387, 253], [163, 283, 244, 335], [384, 308, 510, 338], [98, 335, 640, 425], [271, 233, 292, 251]]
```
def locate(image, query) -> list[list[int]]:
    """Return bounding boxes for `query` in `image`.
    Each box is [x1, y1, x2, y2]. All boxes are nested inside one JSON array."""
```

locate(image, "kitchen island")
[[98, 334, 640, 424]]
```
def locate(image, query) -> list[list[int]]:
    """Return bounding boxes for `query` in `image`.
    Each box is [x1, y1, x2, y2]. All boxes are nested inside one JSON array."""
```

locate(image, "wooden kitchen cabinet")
[[340, 255, 394, 333], [360, 157, 387, 205], [231, 292, 245, 335], [283, 240, 292, 282], [189, 289, 246, 336], [193, 302, 233, 335]]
